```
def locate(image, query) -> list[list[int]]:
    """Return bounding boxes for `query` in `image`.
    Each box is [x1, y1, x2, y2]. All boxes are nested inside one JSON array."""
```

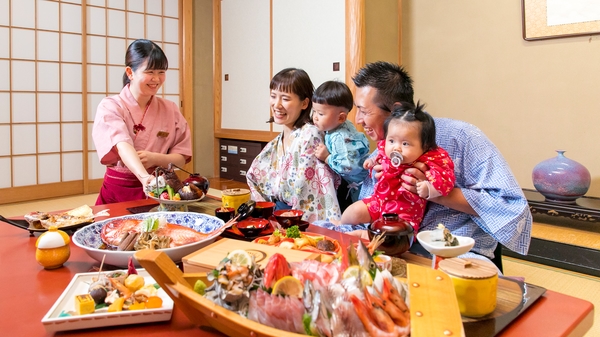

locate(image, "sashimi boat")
[[135, 246, 464, 337]]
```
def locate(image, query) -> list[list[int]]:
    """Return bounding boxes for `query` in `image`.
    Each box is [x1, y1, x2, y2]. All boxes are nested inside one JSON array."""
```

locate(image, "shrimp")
[[384, 277, 410, 314], [109, 277, 132, 299], [367, 287, 410, 327], [350, 294, 398, 337], [364, 288, 399, 331]]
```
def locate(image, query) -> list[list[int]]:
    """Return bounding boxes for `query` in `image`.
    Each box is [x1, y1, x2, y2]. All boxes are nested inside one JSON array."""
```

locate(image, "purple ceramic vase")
[[532, 150, 590, 204]]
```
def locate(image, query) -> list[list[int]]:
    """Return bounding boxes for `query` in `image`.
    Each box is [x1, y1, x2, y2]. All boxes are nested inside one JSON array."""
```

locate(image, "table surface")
[[0, 198, 594, 337]]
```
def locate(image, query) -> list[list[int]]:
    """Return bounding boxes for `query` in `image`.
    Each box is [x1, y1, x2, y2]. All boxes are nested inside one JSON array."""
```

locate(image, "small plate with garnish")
[[416, 225, 475, 258]]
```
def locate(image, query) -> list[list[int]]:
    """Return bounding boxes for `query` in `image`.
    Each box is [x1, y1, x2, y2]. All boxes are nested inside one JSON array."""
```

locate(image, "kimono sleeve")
[[326, 130, 370, 178], [423, 148, 456, 196], [92, 97, 133, 165]]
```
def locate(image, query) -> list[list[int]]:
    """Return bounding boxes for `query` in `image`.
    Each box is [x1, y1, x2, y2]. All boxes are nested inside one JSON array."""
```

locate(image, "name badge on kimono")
[[157, 131, 169, 138]]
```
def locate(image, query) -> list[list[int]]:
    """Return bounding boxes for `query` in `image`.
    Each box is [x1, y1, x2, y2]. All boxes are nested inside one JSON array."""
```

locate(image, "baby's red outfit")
[[362, 141, 455, 233]]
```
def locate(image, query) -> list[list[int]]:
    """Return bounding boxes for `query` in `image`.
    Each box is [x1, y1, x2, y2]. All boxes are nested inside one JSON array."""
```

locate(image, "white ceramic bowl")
[[73, 212, 225, 267], [416, 230, 475, 258]]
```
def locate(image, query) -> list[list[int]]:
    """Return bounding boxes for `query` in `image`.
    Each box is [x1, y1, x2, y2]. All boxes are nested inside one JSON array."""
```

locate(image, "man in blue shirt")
[[315, 61, 532, 262]]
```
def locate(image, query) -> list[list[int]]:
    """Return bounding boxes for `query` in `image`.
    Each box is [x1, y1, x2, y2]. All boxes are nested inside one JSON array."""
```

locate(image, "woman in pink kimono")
[[93, 39, 192, 205], [246, 68, 341, 222]]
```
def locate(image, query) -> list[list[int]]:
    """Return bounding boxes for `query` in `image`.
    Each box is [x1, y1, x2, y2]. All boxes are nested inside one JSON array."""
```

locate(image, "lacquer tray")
[[463, 277, 546, 337], [388, 258, 545, 336]]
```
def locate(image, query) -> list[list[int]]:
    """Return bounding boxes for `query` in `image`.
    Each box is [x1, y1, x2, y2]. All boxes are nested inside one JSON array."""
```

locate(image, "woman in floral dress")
[[246, 68, 341, 222]]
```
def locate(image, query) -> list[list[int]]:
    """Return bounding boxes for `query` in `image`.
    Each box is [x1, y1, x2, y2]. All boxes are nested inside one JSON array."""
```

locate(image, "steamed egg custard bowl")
[[73, 212, 226, 267]]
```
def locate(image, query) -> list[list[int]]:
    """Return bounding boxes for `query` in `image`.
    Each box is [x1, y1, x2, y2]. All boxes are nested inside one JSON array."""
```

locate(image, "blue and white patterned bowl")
[[73, 212, 226, 267]]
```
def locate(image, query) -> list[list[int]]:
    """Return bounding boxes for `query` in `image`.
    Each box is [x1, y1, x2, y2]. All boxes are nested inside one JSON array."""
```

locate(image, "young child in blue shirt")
[[312, 81, 370, 209]]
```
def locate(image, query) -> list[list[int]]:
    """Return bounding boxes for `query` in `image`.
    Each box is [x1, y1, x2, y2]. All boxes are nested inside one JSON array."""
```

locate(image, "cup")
[[374, 254, 392, 272]]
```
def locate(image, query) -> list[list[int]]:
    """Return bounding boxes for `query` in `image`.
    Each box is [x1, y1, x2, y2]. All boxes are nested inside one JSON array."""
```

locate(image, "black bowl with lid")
[[368, 213, 414, 257]]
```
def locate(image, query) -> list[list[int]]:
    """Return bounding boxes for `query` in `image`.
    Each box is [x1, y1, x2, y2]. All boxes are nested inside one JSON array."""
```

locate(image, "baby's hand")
[[363, 158, 375, 170], [416, 180, 429, 199], [315, 144, 330, 162]]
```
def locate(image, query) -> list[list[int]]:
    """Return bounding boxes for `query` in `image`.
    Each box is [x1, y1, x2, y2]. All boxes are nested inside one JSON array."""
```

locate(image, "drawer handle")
[[240, 170, 247, 176], [240, 159, 246, 165], [221, 156, 227, 162], [221, 145, 227, 150], [221, 167, 227, 173], [240, 147, 247, 153]]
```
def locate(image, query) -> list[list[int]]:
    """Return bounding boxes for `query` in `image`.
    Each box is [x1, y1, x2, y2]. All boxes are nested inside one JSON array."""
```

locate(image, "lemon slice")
[[227, 249, 253, 267], [343, 265, 373, 286], [272, 276, 304, 297]]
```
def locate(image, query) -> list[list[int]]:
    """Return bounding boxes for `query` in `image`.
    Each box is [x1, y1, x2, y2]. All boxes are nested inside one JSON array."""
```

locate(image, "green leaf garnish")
[[286, 225, 301, 239], [142, 217, 159, 232]]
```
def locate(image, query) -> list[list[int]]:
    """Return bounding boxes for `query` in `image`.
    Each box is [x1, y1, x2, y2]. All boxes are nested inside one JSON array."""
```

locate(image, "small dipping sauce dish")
[[438, 257, 498, 317], [273, 209, 304, 228], [215, 207, 235, 222]]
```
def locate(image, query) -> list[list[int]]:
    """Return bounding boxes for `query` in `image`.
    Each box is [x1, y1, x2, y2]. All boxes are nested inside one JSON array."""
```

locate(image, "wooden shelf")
[[503, 189, 600, 277], [524, 189, 600, 223]]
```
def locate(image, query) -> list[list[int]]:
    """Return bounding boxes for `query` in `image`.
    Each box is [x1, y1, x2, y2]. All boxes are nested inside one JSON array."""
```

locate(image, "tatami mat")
[[503, 257, 599, 336]]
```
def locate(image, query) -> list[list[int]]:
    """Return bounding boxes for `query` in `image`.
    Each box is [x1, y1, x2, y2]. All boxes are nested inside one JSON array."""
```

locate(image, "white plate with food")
[[416, 225, 475, 258], [41, 269, 174, 332], [73, 212, 226, 267]]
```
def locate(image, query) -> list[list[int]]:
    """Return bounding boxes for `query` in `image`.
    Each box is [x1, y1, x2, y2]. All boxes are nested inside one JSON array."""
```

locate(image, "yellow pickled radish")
[[35, 226, 71, 269]]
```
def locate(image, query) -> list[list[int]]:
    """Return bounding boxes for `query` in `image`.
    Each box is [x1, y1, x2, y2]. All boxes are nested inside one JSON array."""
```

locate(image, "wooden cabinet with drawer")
[[219, 139, 266, 182]]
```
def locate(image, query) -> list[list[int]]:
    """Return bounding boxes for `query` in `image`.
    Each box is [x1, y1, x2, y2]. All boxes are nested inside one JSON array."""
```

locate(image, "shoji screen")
[[0, 0, 182, 204]]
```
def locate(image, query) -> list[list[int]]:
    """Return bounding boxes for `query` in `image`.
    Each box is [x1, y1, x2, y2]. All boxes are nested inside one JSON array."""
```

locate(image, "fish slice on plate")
[[24, 205, 110, 230]]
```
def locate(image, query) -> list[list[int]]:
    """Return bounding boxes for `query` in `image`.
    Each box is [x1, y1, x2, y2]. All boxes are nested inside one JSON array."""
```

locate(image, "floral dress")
[[362, 140, 455, 233], [246, 124, 341, 222]]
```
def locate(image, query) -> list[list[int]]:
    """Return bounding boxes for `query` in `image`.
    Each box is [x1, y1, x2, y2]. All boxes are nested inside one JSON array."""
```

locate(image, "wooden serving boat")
[[135, 249, 465, 337]]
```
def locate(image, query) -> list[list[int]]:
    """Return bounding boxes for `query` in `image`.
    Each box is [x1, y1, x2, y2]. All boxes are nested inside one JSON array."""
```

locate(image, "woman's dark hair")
[[312, 81, 353, 111], [384, 101, 437, 153], [352, 61, 414, 113], [122, 39, 168, 87], [268, 68, 314, 129]]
